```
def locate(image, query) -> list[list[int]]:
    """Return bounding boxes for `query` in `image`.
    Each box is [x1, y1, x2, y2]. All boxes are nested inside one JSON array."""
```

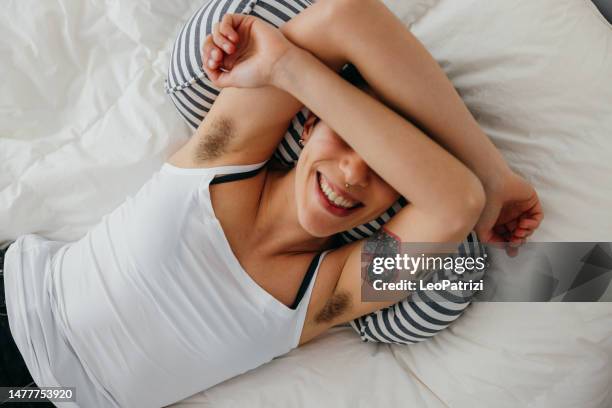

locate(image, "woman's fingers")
[[210, 48, 223, 62], [202, 15, 245, 87], [493, 225, 510, 241], [213, 22, 235, 54], [220, 14, 239, 43], [505, 220, 518, 232], [512, 227, 533, 239], [509, 237, 525, 246], [506, 246, 519, 257], [520, 201, 543, 228], [518, 216, 541, 230], [203, 38, 217, 70], [202, 36, 222, 81], [202, 34, 213, 63]]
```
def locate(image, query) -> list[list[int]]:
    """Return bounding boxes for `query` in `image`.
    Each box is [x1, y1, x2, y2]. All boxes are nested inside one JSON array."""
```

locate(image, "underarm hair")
[[315, 291, 351, 324], [196, 116, 234, 161]]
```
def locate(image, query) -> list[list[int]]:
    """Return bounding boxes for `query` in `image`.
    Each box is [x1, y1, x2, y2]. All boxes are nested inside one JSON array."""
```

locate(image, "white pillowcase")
[[384, 0, 612, 242]]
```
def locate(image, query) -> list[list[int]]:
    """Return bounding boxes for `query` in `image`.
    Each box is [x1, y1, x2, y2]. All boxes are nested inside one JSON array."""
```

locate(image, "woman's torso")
[[4, 161, 329, 407]]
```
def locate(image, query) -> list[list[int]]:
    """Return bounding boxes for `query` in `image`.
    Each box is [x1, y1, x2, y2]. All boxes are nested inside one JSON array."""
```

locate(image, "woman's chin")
[[301, 223, 334, 238], [299, 214, 341, 238]]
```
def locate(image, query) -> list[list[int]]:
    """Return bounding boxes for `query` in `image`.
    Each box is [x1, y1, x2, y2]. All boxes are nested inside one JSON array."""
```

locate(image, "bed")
[[1, 0, 611, 406]]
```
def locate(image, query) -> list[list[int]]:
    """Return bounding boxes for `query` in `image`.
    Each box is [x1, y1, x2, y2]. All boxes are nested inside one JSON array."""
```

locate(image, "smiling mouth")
[[316, 172, 363, 212]]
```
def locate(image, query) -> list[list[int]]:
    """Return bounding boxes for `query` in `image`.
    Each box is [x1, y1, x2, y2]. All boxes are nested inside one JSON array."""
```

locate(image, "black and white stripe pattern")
[[351, 231, 486, 344], [166, 0, 481, 344]]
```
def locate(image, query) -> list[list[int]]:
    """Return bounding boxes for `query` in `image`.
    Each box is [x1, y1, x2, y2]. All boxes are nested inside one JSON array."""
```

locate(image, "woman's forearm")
[[272, 48, 483, 218], [304, 0, 511, 189]]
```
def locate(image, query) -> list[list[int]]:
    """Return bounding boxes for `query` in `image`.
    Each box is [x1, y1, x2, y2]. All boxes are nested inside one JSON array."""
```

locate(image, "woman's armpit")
[[195, 116, 235, 161], [314, 290, 352, 324]]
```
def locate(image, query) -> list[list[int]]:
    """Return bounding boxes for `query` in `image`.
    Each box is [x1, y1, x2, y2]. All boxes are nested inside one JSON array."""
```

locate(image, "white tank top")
[[4, 162, 327, 407]]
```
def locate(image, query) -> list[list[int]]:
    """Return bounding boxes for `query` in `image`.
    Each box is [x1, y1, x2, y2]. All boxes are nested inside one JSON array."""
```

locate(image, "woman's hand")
[[202, 14, 294, 88], [475, 171, 544, 255]]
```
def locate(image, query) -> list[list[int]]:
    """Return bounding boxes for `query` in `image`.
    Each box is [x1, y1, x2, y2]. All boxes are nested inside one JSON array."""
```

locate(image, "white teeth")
[[318, 174, 358, 209]]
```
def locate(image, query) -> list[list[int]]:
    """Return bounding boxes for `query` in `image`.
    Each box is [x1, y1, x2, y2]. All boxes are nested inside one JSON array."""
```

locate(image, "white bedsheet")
[[1, 0, 611, 407]]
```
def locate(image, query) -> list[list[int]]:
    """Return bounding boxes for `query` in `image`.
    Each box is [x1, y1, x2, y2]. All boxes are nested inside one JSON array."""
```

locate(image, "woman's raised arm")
[[195, 0, 541, 245], [170, 0, 351, 168], [274, 46, 486, 240], [266, 45, 486, 344]]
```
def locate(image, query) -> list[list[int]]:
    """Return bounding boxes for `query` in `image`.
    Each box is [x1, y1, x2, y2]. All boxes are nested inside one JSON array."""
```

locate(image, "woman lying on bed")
[[1, 0, 543, 406]]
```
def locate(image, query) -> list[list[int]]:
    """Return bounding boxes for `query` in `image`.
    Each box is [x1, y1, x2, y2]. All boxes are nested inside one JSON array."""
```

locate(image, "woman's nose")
[[339, 151, 370, 188]]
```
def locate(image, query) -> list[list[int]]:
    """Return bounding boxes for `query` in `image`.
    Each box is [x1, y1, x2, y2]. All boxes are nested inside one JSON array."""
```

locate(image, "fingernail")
[[211, 49, 220, 59], [223, 43, 232, 53], [208, 60, 216, 68]]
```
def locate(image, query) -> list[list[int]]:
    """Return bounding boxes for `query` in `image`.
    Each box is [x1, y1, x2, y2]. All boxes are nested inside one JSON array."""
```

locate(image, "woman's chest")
[[208, 178, 313, 308]]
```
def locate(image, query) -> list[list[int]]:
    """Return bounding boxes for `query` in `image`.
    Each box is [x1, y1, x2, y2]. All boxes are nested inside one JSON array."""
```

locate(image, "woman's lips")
[[315, 172, 362, 217]]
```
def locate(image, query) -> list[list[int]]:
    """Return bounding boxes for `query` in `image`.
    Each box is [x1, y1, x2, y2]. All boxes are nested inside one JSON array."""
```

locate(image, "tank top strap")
[[289, 250, 331, 310], [210, 162, 267, 185]]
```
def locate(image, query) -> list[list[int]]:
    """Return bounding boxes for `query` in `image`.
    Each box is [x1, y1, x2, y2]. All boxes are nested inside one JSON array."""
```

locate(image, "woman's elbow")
[[443, 174, 486, 237], [464, 173, 486, 220]]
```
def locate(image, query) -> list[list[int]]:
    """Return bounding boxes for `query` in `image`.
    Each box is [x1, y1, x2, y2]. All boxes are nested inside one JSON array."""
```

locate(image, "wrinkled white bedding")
[[1, 0, 611, 407]]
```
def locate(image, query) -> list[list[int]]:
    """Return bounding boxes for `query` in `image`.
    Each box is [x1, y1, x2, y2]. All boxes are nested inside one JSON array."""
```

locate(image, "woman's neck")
[[253, 167, 332, 256]]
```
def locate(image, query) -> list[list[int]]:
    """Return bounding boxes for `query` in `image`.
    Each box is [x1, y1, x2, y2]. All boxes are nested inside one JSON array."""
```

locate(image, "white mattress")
[[1, 0, 611, 407]]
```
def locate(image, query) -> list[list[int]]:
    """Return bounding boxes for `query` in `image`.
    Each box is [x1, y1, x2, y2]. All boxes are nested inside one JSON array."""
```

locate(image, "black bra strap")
[[289, 252, 323, 310], [210, 164, 266, 185]]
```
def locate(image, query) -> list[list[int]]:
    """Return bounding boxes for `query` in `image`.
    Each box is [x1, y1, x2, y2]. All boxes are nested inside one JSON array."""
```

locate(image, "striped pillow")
[[351, 232, 485, 344], [165, 0, 481, 344]]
